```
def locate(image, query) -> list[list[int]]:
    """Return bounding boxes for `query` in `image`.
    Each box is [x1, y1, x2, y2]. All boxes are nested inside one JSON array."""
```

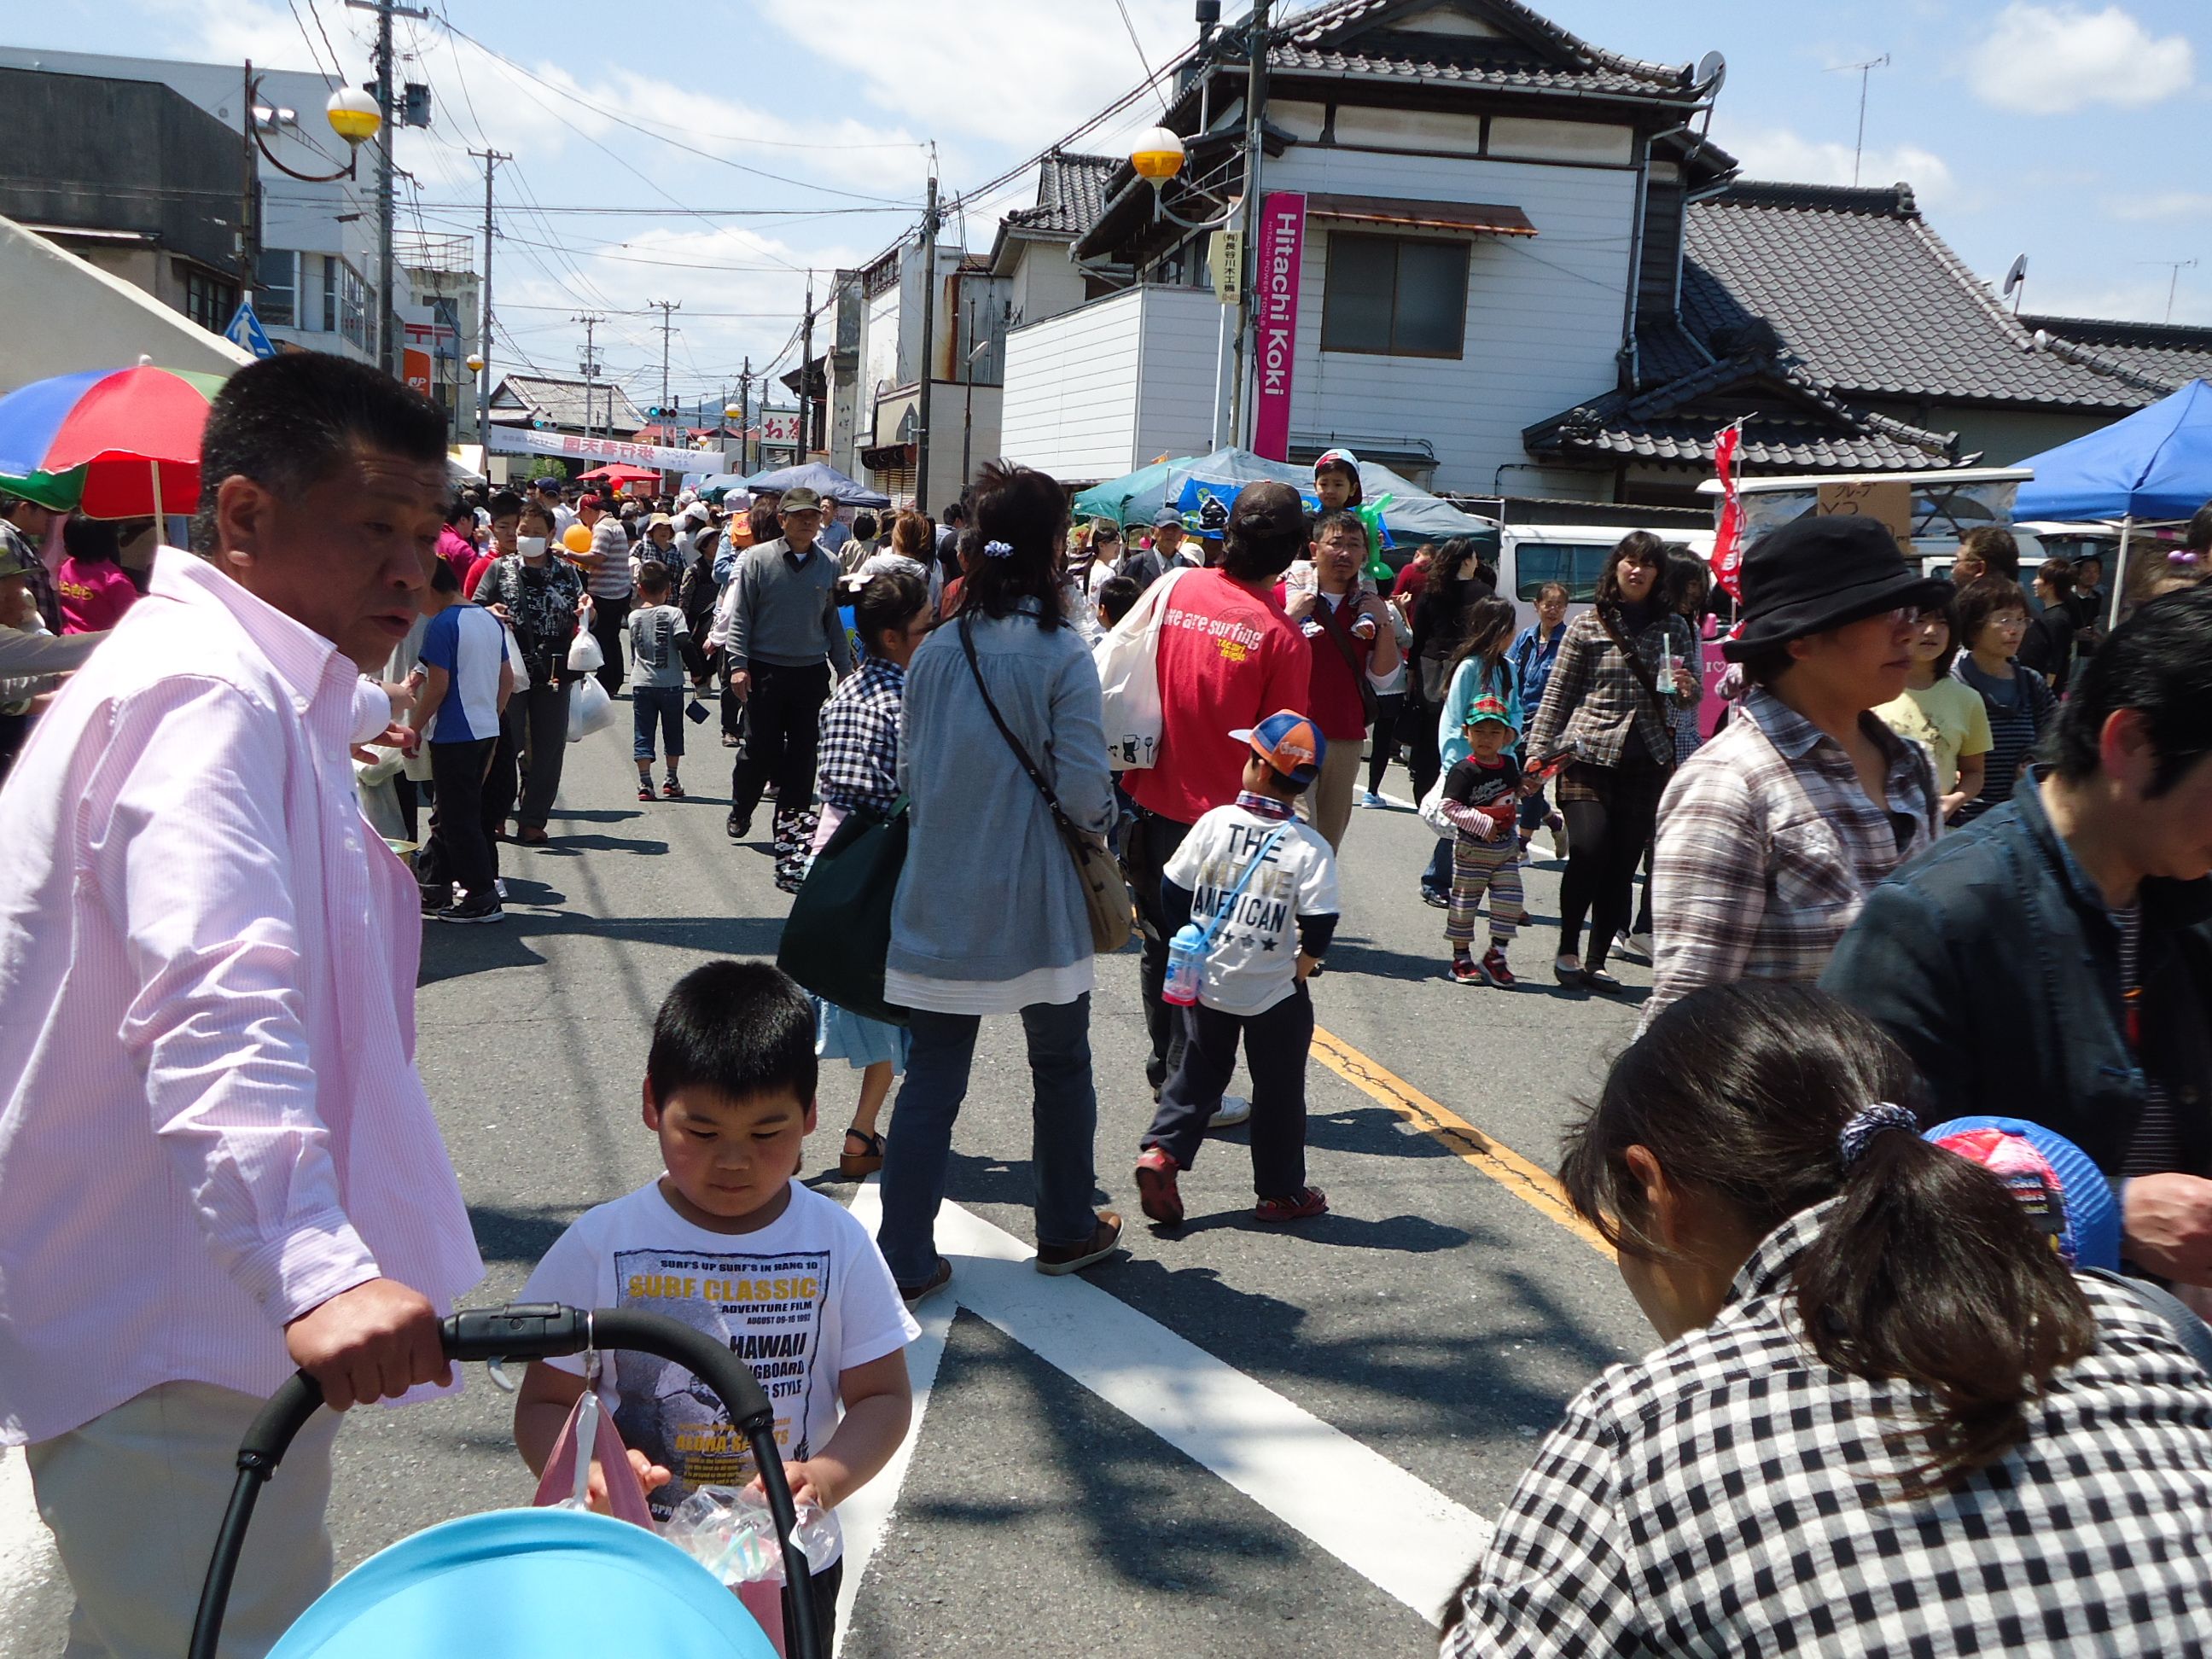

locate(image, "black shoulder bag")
[[958, 613, 1132, 954]]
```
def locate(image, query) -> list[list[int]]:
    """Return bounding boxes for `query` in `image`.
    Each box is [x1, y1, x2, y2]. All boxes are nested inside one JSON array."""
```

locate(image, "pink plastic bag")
[[531, 1392, 789, 1656]]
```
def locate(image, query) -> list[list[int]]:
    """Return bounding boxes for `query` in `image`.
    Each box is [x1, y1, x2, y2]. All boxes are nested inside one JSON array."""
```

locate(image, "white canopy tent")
[[0, 214, 250, 393]]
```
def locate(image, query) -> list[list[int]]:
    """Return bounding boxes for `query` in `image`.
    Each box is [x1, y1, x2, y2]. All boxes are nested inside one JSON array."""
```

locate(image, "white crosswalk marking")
[[836, 1182, 1492, 1646]]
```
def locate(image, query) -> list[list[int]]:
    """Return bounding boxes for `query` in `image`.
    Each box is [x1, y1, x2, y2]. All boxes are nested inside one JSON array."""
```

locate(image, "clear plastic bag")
[[661, 1483, 836, 1586]]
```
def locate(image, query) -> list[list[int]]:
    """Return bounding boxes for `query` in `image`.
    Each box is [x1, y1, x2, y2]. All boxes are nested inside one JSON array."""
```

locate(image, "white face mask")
[[516, 535, 548, 557]]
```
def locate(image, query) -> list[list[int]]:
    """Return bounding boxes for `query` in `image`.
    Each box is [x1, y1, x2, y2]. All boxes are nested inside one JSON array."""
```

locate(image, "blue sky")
[[12, 1, 2207, 408]]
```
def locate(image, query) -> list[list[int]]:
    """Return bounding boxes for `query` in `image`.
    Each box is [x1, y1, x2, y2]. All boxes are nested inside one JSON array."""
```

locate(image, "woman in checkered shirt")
[[1446, 981, 2212, 1656]]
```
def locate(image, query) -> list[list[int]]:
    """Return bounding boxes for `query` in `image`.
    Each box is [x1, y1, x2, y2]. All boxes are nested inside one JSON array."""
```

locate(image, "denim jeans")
[[876, 995, 1099, 1286], [632, 684, 684, 762]]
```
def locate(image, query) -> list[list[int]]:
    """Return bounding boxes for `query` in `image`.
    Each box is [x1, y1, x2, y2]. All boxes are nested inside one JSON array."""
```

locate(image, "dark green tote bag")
[[776, 794, 911, 1027]]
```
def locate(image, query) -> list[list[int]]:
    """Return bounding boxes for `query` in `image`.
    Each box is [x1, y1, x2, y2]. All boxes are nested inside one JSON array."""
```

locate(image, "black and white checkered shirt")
[[814, 655, 905, 814], [1446, 1202, 2212, 1656]]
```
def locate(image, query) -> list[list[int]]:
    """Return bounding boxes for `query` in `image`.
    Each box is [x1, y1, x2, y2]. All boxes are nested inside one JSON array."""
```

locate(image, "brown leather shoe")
[[1034, 1210, 1124, 1276]]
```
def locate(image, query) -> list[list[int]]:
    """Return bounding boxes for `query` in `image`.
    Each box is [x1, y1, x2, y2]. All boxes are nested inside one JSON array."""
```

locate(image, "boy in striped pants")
[[1441, 693, 1524, 987]]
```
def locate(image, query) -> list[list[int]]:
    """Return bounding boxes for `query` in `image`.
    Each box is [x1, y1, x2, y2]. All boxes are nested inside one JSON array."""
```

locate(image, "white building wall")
[[1010, 240, 1088, 328], [1263, 147, 1636, 496], [1133, 287, 1229, 463], [1001, 286, 1145, 480]]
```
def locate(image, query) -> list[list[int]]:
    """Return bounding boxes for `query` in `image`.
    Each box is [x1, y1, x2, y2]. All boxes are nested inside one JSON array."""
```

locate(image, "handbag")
[[1417, 776, 1457, 840], [1310, 591, 1381, 726], [1092, 566, 1187, 771], [777, 795, 911, 1027], [960, 614, 1133, 954]]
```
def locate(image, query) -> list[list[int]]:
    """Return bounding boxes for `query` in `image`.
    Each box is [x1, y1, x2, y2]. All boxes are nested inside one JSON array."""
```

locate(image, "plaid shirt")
[[1645, 687, 1940, 1027], [1522, 607, 1697, 770], [1446, 1201, 2212, 1658], [815, 655, 905, 813]]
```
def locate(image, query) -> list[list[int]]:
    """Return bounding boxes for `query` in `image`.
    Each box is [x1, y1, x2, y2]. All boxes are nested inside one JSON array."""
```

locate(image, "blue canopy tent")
[[738, 459, 889, 509], [1072, 446, 1496, 546], [2014, 379, 2212, 625]]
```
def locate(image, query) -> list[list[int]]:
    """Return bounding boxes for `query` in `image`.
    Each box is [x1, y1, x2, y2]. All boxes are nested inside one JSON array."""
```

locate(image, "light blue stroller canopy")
[[267, 1507, 778, 1658]]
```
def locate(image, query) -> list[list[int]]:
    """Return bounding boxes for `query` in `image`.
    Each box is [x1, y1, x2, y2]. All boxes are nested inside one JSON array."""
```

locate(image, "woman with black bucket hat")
[[1644, 515, 1953, 1027]]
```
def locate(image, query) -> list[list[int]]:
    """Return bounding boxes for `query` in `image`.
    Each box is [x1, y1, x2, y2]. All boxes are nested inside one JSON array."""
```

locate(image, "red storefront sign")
[[1250, 192, 1307, 463]]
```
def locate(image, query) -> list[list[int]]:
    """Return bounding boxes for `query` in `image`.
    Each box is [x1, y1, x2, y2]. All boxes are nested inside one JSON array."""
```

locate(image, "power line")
[[1110, 0, 1172, 114]]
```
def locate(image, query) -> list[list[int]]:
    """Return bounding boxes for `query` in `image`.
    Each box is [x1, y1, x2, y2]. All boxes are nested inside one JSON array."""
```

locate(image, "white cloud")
[[1723, 127, 1957, 201], [1967, 3, 2194, 114], [2111, 190, 2212, 221], [2021, 272, 2212, 326]]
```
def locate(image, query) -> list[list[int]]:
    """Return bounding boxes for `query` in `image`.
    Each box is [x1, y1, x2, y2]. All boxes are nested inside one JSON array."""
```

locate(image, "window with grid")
[[257, 248, 296, 327], [1319, 233, 1468, 358], [182, 268, 238, 335]]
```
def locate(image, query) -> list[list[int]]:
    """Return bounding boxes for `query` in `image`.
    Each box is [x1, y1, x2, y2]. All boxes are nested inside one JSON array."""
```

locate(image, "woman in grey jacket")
[[877, 463, 1122, 1302]]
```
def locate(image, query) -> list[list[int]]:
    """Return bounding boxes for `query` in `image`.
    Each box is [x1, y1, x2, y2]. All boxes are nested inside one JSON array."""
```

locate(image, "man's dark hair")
[[1097, 573, 1140, 627], [942, 501, 968, 527], [636, 558, 672, 597], [1219, 482, 1308, 582], [852, 510, 879, 541], [444, 497, 475, 529], [2186, 500, 2212, 554], [488, 490, 523, 519], [962, 460, 1069, 630], [1960, 525, 2021, 580], [428, 556, 461, 594], [190, 353, 445, 555], [2052, 584, 2212, 796], [1311, 509, 1364, 545], [647, 960, 818, 1108]]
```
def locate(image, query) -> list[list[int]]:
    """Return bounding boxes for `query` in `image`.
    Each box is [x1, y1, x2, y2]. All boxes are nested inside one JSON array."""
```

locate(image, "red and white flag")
[[1709, 418, 1747, 601]]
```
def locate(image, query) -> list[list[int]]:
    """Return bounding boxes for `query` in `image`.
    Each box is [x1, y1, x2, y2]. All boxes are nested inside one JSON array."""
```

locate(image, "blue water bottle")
[[1162, 923, 1207, 1006]]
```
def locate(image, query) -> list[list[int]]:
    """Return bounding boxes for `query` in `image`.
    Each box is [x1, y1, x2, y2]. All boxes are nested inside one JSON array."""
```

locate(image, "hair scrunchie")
[[982, 539, 1015, 559], [1837, 1102, 1919, 1172]]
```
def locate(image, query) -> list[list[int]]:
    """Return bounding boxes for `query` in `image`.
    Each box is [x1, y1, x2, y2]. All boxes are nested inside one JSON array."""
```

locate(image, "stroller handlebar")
[[198, 1304, 816, 1659]]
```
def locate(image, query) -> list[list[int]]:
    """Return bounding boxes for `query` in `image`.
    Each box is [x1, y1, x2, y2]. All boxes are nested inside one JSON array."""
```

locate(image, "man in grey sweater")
[[724, 486, 851, 879]]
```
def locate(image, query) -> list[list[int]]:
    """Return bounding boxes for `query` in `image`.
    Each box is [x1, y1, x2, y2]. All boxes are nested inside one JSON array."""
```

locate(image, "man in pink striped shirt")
[[0, 355, 483, 1656]]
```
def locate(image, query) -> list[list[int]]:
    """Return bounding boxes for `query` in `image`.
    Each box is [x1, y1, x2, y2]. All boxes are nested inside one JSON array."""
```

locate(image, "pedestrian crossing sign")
[[222, 299, 278, 359]]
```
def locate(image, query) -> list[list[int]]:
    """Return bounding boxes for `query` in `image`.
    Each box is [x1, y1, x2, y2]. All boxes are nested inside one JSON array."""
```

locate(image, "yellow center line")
[[1309, 1025, 1615, 1260]]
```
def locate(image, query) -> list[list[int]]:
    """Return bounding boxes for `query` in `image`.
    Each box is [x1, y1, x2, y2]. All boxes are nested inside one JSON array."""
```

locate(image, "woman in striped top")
[[1951, 577, 2056, 823]]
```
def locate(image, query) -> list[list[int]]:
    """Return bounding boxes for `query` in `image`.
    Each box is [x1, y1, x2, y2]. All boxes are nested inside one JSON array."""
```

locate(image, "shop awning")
[[1306, 195, 1536, 237]]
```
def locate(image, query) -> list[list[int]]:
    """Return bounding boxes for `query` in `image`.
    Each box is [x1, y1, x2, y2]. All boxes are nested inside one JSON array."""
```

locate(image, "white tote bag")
[[1091, 567, 1188, 771], [1417, 776, 1458, 840]]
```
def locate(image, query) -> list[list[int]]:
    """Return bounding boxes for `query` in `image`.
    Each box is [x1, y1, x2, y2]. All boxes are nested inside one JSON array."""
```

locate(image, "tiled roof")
[[1005, 152, 1120, 238], [2019, 313, 2212, 390], [490, 374, 646, 434], [1525, 353, 1961, 474], [1682, 183, 2147, 410], [1277, 0, 1694, 98]]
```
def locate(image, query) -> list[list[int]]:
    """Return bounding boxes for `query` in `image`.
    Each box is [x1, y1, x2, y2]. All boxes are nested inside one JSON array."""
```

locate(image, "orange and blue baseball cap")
[[1230, 711, 1325, 784]]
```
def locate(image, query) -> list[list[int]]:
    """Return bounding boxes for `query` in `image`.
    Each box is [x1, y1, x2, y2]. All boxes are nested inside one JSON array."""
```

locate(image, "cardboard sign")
[[1814, 479, 1914, 555]]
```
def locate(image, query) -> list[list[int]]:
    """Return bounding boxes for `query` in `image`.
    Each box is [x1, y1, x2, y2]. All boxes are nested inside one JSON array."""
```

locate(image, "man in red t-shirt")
[[1126, 483, 1314, 1094], [1276, 509, 1400, 851]]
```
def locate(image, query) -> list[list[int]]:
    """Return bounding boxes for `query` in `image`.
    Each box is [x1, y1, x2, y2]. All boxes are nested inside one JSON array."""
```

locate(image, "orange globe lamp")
[[1130, 126, 1186, 185]]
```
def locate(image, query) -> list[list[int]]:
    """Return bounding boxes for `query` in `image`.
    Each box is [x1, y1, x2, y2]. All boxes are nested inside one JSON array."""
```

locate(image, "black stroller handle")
[[188, 1303, 819, 1659]]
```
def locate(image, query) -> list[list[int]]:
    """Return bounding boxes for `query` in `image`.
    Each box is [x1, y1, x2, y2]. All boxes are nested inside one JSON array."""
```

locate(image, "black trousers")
[[730, 661, 832, 819], [1125, 808, 1196, 1091], [1144, 986, 1314, 1197], [423, 736, 498, 903], [587, 591, 631, 696], [1366, 691, 1405, 796], [1557, 750, 1668, 966]]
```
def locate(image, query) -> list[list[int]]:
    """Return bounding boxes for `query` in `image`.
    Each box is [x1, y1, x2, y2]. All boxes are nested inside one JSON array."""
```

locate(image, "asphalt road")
[[4, 704, 1664, 1659]]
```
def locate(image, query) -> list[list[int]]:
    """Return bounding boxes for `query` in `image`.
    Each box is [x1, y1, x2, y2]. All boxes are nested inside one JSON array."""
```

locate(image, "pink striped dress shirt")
[[0, 549, 483, 1445]]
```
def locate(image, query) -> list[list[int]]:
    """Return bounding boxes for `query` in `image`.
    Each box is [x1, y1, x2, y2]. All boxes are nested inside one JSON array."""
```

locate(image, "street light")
[[325, 85, 381, 147], [252, 79, 381, 183], [723, 404, 742, 420], [1129, 125, 1237, 231], [465, 353, 485, 375]]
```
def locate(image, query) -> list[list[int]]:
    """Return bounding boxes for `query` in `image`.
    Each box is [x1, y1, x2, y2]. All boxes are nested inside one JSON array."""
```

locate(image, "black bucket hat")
[[1722, 515, 1954, 661]]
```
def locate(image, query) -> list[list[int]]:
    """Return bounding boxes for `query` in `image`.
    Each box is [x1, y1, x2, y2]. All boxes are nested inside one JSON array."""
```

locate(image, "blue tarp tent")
[[2013, 378, 2212, 625], [738, 460, 889, 509], [1072, 447, 1496, 544]]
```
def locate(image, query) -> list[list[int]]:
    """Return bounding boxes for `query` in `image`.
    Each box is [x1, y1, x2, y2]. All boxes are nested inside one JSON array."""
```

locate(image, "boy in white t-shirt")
[[405, 556, 514, 923], [1134, 713, 1342, 1229], [515, 962, 917, 1649]]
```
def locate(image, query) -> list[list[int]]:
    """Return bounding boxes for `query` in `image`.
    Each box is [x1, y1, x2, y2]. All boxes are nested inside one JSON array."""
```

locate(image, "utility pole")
[[799, 272, 816, 464], [738, 356, 753, 473], [914, 159, 940, 508], [239, 62, 257, 293], [648, 299, 679, 423], [346, 0, 429, 377], [573, 312, 604, 438], [1226, 0, 1272, 450], [469, 147, 509, 445]]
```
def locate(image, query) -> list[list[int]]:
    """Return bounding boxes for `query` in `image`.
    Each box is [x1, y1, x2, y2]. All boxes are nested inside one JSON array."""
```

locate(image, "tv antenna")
[[1826, 53, 1890, 187]]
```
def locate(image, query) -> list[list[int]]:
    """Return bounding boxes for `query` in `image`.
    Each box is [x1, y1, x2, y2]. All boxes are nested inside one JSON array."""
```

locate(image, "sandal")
[[1582, 966, 1625, 994], [839, 1127, 885, 1180]]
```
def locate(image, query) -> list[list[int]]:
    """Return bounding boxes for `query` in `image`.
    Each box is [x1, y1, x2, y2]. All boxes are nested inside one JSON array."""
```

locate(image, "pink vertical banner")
[[1250, 191, 1307, 462]]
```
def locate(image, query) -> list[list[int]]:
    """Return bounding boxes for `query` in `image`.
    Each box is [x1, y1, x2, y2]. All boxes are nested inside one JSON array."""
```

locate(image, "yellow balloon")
[[562, 522, 594, 555]]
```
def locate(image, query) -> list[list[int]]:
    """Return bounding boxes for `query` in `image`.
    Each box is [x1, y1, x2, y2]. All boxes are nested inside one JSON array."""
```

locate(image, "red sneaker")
[[1449, 955, 1481, 984], [1480, 946, 1516, 987], [1254, 1186, 1329, 1223], [1135, 1146, 1184, 1227]]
